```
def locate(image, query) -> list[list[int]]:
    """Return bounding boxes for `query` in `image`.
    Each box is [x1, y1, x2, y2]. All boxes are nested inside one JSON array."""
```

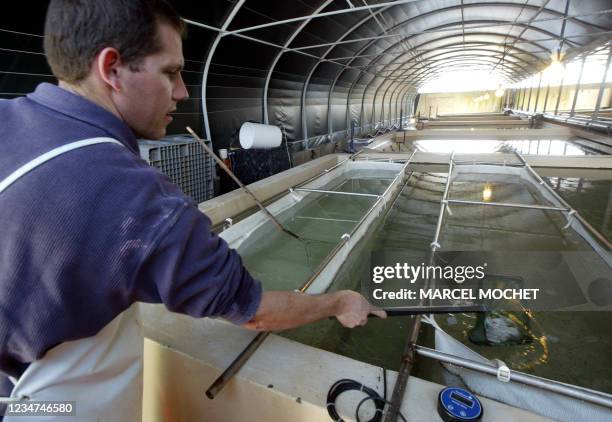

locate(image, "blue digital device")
[[437, 387, 483, 422]]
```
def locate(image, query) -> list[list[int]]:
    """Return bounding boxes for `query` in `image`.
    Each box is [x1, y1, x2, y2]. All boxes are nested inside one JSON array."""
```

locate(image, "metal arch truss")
[[186, 0, 612, 144]]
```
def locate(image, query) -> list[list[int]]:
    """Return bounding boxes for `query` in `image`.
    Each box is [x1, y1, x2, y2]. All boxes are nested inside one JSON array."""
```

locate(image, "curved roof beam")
[[376, 53, 529, 89], [337, 17, 559, 116], [487, 0, 552, 76], [299, 4, 397, 139], [333, 20, 552, 134], [375, 51, 529, 119], [377, 45, 536, 83], [355, 34, 551, 68], [405, 54, 527, 76], [309, 3, 573, 137], [372, 60, 510, 128], [389, 57, 524, 85], [396, 61, 516, 88], [316, 2, 607, 138], [373, 57, 520, 124], [349, 32, 538, 121], [326, 1, 591, 62], [365, 39, 543, 74], [200, 0, 245, 141], [355, 18, 563, 101], [262, 0, 335, 124], [295, 1, 606, 53], [360, 18, 573, 71]]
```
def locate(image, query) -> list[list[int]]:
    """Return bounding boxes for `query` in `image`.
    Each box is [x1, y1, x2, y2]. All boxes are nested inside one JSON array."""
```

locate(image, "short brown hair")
[[44, 0, 185, 82]]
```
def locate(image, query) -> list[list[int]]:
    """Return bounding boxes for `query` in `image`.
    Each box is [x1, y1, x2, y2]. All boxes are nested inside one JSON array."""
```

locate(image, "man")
[[0, 0, 384, 420]]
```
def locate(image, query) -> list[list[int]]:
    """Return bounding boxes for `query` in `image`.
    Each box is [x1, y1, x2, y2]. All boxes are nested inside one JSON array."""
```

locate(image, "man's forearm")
[[242, 290, 385, 331]]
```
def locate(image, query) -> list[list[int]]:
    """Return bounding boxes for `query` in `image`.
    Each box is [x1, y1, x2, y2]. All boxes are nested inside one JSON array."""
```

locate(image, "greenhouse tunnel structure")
[[1, 1, 612, 422], [2, 0, 611, 184]]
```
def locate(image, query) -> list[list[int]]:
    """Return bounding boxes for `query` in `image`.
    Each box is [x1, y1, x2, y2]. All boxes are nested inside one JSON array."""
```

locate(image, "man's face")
[[112, 22, 188, 140]]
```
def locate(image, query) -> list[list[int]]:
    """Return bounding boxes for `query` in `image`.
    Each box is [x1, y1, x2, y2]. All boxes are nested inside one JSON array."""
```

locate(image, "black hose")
[[326, 370, 407, 422]]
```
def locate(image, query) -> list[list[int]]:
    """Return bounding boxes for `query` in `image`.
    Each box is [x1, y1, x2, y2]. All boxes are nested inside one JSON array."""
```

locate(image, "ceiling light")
[[544, 59, 565, 81], [482, 185, 493, 202]]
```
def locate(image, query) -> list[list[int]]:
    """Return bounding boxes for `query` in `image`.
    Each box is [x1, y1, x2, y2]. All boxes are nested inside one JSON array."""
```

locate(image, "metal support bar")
[[554, 64, 566, 115], [431, 153, 455, 251], [294, 216, 359, 224], [570, 56, 586, 117], [415, 346, 612, 409], [292, 150, 365, 191], [592, 49, 612, 120], [514, 151, 612, 249], [556, 0, 572, 61], [452, 161, 522, 166], [197, 1, 245, 142], [292, 29, 612, 54], [447, 199, 569, 212], [533, 72, 543, 112], [263, 0, 334, 124], [526, 81, 534, 111], [223, 0, 423, 36], [292, 187, 380, 199], [384, 152, 454, 422], [542, 81, 551, 112]]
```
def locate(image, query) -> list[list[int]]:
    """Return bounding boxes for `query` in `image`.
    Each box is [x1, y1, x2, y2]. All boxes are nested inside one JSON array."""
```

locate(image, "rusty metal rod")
[[186, 126, 300, 240], [383, 152, 454, 421]]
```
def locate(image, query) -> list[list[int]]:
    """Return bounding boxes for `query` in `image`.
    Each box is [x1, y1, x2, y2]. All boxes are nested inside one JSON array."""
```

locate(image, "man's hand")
[[333, 290, 387, 328], [242, 290, 386, 331]]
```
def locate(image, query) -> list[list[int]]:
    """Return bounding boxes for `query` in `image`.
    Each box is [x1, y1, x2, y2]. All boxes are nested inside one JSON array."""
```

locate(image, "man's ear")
[[95, 47, 123, 92]]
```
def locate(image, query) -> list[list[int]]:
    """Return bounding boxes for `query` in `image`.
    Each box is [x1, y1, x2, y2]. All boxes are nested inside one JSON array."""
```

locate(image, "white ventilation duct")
[[239, 122, 282, 149]]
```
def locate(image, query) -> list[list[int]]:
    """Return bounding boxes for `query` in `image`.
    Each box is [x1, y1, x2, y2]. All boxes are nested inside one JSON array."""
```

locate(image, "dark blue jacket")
[[0, 83, 262, 396]]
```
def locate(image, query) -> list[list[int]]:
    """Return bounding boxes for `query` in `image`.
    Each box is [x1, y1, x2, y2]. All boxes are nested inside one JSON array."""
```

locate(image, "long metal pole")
[[293, 29, 612, 54], [206, 151, 417, 399], [592, 49, 612, 120], [542, 80, 551, 112], [556, 0, 571, 62], [514, 151, 612, 249], [533, 72, 543, 112], [223, 0, 423, 36], [447, 199, 569, 212], [187, 127, 301, 240], [292, 187, 380, 199], [415, 346, 612, 409], [383, 153, 454, 422], [554, 64, 566, 115], [570, 56, 586, 117], [293, 150, 365, 190], [197, 1, 245, 142], [526, 80, 534, 112], [453, 161, 523, 166]]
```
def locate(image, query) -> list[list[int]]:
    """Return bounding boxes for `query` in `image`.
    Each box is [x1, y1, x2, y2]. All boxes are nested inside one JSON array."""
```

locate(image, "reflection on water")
[[391, 138, 611, 155], [239, 171, 396, 292], [439, 311, 612, 394], [544, 177, 612, 242]]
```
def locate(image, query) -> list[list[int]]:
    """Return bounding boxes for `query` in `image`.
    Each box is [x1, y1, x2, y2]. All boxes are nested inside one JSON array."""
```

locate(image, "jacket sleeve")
[[135, 203, 262, 325]]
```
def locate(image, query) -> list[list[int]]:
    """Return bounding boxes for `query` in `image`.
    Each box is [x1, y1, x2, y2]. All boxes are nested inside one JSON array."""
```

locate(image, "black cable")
[[326, 379, 383, 422], [326, 371, 407, 422]]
